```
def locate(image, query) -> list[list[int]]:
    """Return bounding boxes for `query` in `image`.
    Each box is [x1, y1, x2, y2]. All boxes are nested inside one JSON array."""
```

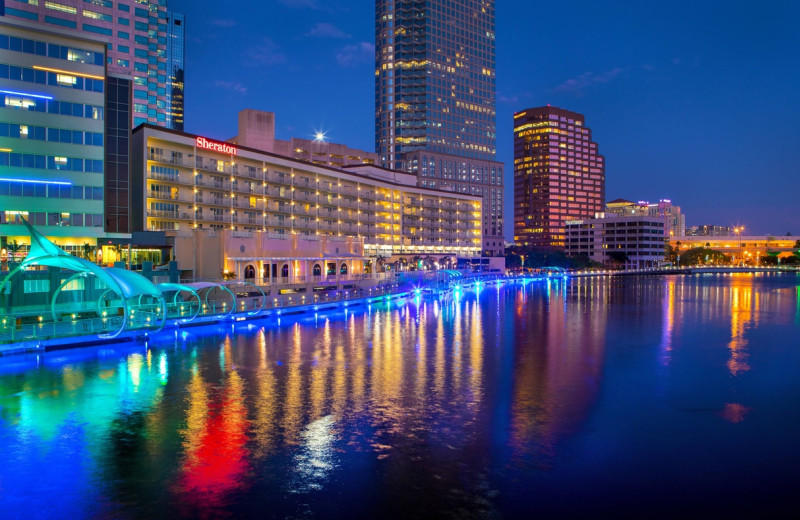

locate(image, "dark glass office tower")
[[105, 76, 132, 234], [375, 0, 504, 256], [165, 10, 184, 131]]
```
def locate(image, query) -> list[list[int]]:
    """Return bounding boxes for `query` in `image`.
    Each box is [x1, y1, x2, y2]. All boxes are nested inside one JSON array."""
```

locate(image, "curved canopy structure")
[[157, 283, 202, 323], [0, 219, 166, 341], [222, 280, 266, 316], [184, 282, 237, 318]]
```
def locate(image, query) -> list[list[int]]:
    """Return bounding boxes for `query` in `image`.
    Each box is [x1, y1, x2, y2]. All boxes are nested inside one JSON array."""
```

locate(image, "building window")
[[45, 2, 77, 15], [44, 15, 78, 28], [83, 24, 113, 36], [83, 10, 113, 22]]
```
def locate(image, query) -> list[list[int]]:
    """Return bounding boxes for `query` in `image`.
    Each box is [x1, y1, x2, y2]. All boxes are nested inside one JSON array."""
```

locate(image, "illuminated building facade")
[[606, 198, 685, 238], [232, 109, 378, 168], [686, 225, 731, 237], [565, 215, 666, 268], [132, 125, 483, 260], [671, 235, 798, 261], [0, 17, 123, 258], [375, 0, 504, 257], [514, 106, 605, 249], [3, 0, 184, 129]]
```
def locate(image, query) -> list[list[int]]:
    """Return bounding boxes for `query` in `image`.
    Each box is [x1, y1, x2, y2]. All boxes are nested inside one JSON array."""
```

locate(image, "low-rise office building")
[[131, 124, 483, 277], [606, 198, 685, 238], [565, 214, 667, 268]]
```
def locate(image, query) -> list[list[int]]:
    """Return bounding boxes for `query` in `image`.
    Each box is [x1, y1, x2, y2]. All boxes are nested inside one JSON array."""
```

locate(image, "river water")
[[1, 273, 799, 518]]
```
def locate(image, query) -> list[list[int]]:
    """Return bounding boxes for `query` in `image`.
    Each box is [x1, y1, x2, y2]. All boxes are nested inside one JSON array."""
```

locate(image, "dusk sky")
[[170, 0, 800, 239]]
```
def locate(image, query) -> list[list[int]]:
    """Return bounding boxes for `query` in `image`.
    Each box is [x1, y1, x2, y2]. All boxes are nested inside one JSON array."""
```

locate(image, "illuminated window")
[[45, 2, 76, 14], [82, 9, 112, 21], [5, 96, 36, 110], [56, 74, 77, 86]]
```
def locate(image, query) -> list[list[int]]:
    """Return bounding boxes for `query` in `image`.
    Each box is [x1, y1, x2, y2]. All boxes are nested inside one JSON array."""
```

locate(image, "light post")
[[734, 226, 744, 266]]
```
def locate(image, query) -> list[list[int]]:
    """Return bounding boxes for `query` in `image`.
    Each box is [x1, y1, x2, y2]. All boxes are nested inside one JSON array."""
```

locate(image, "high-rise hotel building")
[[513, 106, 605, 249], [132, 124, 483, 259], [3, 0, 184, 130], [375, 0, 505, 256]]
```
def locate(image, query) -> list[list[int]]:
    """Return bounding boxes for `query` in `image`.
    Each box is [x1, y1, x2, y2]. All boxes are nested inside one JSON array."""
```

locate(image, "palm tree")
[[112, 243, 124, 264], [7, 240, 22, 263]]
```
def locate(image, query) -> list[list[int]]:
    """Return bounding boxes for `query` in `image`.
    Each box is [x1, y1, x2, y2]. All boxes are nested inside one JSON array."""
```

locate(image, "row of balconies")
[[148, 169, 477, 213], [149, 159, 385, 198], [151, 198, 483, 229]]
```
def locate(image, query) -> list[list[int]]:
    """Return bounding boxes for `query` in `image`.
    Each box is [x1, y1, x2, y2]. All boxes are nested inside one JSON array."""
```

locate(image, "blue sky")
[[170, 0, 800, 238]]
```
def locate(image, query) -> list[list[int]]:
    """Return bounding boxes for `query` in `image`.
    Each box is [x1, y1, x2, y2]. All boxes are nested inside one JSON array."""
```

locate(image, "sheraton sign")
[[196, 136, 238, 155]]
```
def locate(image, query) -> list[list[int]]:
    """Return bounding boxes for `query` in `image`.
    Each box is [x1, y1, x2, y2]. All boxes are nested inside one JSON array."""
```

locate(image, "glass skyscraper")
[[375, 0, 505, 256], [3, 0, 184, 130], [165, 10, 182, 132]]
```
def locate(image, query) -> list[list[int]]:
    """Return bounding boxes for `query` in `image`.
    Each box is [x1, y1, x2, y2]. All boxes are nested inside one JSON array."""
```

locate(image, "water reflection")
[[509, 278, 607, 463], [728, 283, 755, 375], [0, 274, 798, 518], [177, 367, 250, 510]]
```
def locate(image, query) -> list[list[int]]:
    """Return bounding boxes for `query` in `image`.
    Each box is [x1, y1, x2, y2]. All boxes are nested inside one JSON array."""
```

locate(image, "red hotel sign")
[[196, 136, 238, 155]]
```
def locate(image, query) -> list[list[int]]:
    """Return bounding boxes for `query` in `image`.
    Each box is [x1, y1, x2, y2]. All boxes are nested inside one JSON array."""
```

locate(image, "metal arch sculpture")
[[184, 282, 237, 318], [50, 271, 92, 323], [157, 283, 202, 323], [0, 218, 167, 339], [222, 280, 266, 316], [107, 267, 167, 333], [0, 220, 128, 338]]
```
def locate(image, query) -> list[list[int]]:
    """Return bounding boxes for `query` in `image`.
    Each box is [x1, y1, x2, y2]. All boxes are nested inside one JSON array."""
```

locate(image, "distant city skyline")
[[166, 0, 800, 238]]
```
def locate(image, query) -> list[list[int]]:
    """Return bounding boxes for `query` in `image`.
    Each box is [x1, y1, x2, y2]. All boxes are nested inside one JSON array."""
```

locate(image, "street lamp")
[[734, 226, 744, 265]]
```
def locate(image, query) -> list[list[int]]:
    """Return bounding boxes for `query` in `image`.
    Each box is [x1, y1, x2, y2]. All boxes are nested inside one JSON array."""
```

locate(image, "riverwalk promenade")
[[569, 265, 800, 277], [0, 271, 505, 356]]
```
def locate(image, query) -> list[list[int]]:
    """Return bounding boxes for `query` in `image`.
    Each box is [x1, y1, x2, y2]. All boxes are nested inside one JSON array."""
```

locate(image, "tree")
[[608, 251, 629, 266], [82, 242, 93, 261], [505, 252, 522, 268], [680, 247, 730, 266], [760, 255, 779, 266], [7, 240, 22, 262], [666, 244, 678, 265]]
